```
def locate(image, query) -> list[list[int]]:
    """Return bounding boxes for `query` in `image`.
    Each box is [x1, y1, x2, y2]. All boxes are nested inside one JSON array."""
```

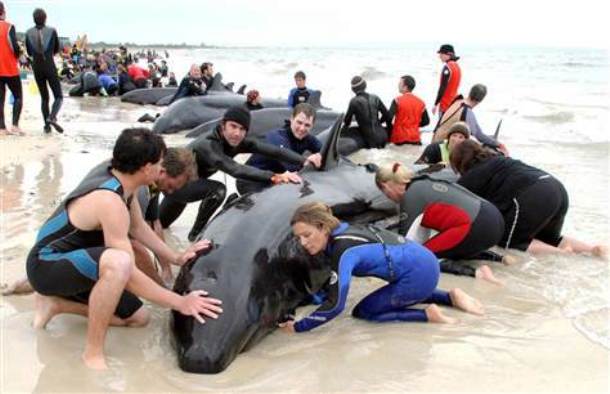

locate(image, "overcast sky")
[[6, 0, 607, 49]]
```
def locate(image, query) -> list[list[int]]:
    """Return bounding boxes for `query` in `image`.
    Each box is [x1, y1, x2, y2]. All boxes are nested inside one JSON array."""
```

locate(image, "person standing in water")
[[0, 1, 23, 136], [432, 44, 461, 117], [25, 8, 63, 133]]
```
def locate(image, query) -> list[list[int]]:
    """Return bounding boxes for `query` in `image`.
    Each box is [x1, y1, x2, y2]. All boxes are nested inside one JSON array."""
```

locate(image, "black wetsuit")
[[26, 162, 142, 318], [457, 156, 569, 251], [170, 76, 205, 104], [25, 24, 63, 127], [343, 92, 392, 149], [159, 126, 306, 239]]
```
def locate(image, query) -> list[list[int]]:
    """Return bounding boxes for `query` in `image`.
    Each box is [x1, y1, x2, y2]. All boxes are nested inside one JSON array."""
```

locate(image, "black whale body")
[[171, 118, 395, 373]]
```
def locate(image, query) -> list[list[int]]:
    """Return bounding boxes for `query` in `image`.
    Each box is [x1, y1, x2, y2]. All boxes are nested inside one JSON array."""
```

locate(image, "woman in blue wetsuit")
[[278, 202, 484, 333]]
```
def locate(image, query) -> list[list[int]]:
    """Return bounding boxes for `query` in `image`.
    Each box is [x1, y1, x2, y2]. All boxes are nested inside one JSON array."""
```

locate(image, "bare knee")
[[124, 307, 150, 327], [99, 249, 133, 283]]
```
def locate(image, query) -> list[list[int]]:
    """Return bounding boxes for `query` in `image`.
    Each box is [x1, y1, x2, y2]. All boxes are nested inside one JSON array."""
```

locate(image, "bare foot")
[[0, 128, 8, 136], [475, 265, 504, 286], [82, 352, 108, 370], [10, 126, 25, 135], [592, 245, 608, 260], [449, 288, 485, 316], [502, 254, 518, 266], [1, 277, 34, 295], [425, 304, 457, 324], [32, 294, 61, 329]]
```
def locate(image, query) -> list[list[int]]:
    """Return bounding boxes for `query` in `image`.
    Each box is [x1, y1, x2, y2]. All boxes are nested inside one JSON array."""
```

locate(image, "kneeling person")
[[26, 128, 223, 370]]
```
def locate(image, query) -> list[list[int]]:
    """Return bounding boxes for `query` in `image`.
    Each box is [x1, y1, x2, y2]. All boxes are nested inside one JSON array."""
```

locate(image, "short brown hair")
[[33, 8, 46, 26], [162, 147, 196, 180], [292, 103, 316, 121], [449, 139, 493, 174], [291, 202, 340, 234]]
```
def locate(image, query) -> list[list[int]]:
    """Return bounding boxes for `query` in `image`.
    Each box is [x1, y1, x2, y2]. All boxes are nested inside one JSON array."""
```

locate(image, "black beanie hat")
[[222, 106, 251, 131]]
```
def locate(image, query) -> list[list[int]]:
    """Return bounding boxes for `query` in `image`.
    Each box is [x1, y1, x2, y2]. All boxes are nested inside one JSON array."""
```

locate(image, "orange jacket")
[[390, 92, 426, 144], [0, 21, 19, 77], [439, 60, 461, 113]]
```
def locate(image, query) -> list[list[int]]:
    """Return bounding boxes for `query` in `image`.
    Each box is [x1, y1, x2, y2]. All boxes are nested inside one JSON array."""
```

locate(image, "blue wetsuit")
[[26, 161, 142, 318], [294, 223, 452, 332]]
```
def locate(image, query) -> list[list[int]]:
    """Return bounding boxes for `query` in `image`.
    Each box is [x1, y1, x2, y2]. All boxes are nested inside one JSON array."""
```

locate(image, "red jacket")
[[128, 64, 149, 81], [0, 21, 19, 77], [390, 92, 426, 144]]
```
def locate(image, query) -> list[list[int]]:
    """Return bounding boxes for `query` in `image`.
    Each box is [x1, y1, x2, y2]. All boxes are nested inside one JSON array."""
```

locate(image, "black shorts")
[[501, 176, 569, 251], [26, 246, 142, 319]]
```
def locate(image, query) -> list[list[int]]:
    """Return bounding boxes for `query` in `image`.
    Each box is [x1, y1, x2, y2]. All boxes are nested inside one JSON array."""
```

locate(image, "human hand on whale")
[[177, 239, 213, 266], [271, 171, 303, 185], [277, 320, 296, 334]]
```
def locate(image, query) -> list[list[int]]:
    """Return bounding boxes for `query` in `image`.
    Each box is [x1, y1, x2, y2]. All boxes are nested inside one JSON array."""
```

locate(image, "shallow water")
[[1, 45, 609, 392]]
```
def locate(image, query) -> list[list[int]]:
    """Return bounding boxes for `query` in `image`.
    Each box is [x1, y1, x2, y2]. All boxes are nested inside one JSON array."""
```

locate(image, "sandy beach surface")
[[1, 73, 609, 393]]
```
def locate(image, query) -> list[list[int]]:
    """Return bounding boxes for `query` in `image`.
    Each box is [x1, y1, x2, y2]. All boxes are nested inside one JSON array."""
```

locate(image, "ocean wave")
[[561, 62, 603, 68], [523, 111, 575, 124], [360, 66, 389, 81]]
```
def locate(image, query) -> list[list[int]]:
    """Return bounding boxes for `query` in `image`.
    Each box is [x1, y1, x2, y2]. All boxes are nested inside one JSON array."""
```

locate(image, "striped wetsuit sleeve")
[[294, 249, 359, 332]]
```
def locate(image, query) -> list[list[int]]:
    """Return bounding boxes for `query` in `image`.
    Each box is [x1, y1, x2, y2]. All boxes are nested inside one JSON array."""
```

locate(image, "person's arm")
[[388, 98, 397, 125], [25, 32, 33, 57], [52, 28, 60, 55], [249, 138, 306, 168], [291, 248, 359, 332], [434, 65, 450, 106], [129, 196, 208, 266], [398, 188, 426, 236], [419, 108, 430, 127], [378, 97, 392, 129], [464, 110, 499, 148], [207, 142, 276, 183], [8, 26, 21, 58], [414, 143, 440, 165], [343, 99, 355, 128], [287, 88, 296, 107]]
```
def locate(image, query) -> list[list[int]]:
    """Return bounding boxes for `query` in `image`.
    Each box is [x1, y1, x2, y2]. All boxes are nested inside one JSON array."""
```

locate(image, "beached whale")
[[171, 117, 396, 373], [120, 73, 248, 106], [185, 108, 341, 139], [152, 90, 324, 135]]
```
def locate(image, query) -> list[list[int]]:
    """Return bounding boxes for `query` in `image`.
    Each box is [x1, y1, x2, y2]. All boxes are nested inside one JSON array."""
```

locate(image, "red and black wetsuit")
[[399, 175, 505, 276], [434, 59, 461, 114]]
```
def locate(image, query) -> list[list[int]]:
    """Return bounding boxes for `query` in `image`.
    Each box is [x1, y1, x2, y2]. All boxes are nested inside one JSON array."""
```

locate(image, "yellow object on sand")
[[28, 81, 39, 95]]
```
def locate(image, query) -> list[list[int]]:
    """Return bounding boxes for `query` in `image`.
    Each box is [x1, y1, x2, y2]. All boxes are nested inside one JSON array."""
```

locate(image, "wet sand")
[[1, 86, 608, 392]]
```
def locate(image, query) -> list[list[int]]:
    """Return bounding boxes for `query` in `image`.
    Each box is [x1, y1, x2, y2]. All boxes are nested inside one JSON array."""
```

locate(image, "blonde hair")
[[290, 202, 340, 233], [375, 162, 414, 188]]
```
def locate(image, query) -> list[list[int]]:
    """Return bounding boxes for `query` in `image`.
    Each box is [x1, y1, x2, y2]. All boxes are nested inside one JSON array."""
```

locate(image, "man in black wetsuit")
[[342, 75, 392, 149], [159, 106, 319, 241], [25, 8, 63, 133]]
